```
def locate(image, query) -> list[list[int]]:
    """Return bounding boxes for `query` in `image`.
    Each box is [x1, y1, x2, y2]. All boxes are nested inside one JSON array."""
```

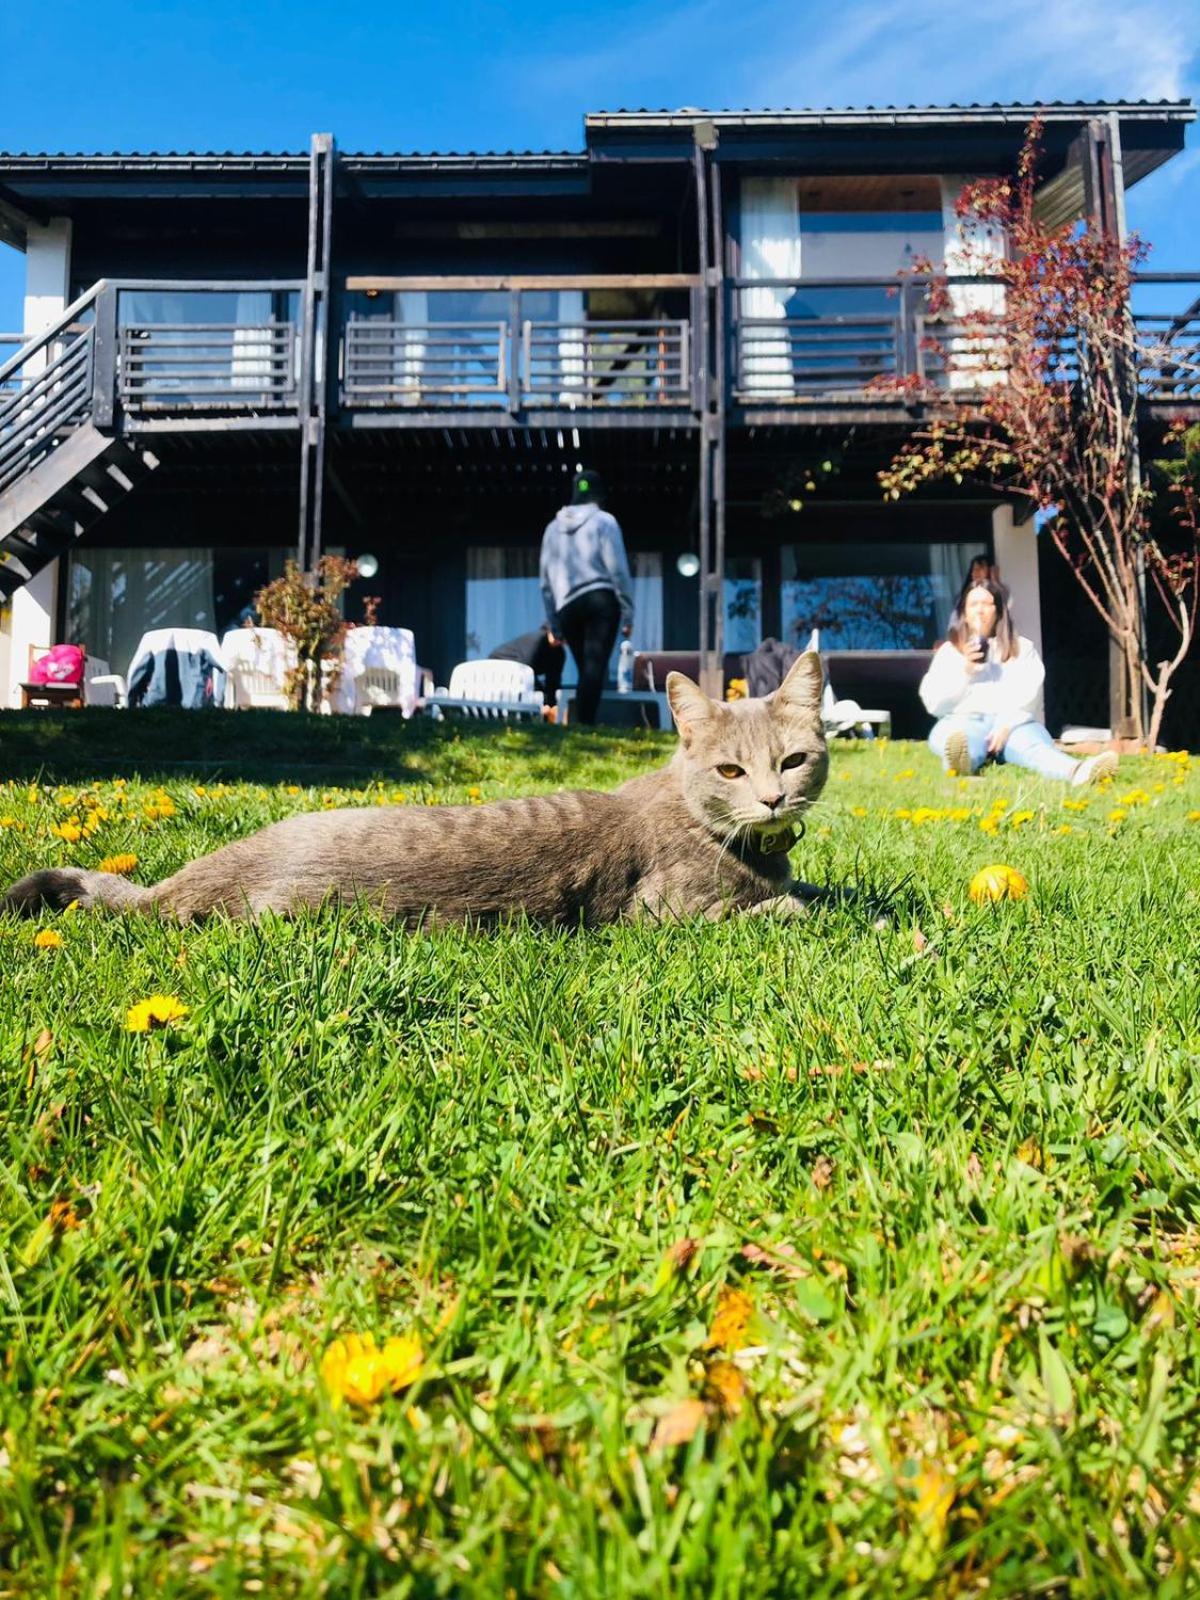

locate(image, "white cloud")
[[508, 0, 1197, 116]]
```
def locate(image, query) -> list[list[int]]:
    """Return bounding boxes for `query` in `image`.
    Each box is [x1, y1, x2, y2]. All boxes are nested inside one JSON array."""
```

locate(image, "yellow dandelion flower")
[[979, 816, 1001, 835], [894, 768, 915, 781], [1107, 808, 1128, 825], [466, 786, 482, 800], [286, 785, 301, 795], [851, 806, 868, 817], [98, 854, 138, 876], [1009, 810, 1034, 828], [0, 817, 22, 830], [706, 1286, 756, 1353], [320, 1331, 424, 1409], [125, 995, 189, 1033], [51, 822, 83, 844], [1187, 811, 1200, 823], [1052, 824, 1074, 836], [33, 929, 64, 949]]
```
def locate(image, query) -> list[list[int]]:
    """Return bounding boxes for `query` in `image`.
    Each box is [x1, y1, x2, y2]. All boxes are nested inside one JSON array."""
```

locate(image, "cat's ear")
[[773, 651, 824, 718], [666, 672, 716, 744]]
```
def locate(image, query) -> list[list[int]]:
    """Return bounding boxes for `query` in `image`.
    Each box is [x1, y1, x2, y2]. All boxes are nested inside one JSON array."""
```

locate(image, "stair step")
[[103, 438, 157, 482], [47, 485, 98, 525]]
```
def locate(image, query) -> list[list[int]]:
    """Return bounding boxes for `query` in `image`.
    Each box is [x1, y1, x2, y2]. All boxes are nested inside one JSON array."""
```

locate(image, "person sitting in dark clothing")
[[488, 622, 566, 706]]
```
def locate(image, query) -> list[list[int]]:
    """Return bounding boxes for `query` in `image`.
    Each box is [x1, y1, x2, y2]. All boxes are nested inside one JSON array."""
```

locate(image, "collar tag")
[[758, 824, 798, 855]]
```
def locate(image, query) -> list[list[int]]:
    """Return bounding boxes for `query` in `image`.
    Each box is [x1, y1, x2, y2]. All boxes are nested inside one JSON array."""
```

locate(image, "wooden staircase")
[[0, 283, 159, 602]]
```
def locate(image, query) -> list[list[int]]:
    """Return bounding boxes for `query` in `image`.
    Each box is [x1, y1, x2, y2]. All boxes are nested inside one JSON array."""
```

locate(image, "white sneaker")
[[943, 730, 971, 776], [1071, 750, 1118, 787]]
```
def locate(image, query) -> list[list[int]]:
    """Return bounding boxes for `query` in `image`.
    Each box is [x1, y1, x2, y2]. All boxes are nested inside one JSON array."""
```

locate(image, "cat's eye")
[[716, 763, 745, 780], [780, 752, 809, 771]]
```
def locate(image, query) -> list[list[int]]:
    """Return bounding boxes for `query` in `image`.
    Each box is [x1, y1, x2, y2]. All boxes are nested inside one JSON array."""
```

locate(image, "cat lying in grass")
[[3, 655, 830, 927]]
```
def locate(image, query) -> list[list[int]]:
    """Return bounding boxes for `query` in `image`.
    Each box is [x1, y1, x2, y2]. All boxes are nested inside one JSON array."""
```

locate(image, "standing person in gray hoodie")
[[539, 468, 635, 724]]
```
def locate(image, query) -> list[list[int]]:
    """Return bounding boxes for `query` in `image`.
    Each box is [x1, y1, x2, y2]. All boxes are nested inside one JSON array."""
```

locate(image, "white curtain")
[[231, 291, 274, 399], [940, 177, 1006, 390], [68, 547, 216, 675], [740, 178, 801, 394], [398, 290, 428, 402], [465, 547, 541, 659], [557, 289, 586, 405]]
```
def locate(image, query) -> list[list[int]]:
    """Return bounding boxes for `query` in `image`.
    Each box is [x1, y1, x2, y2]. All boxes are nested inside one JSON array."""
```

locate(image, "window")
[[466, 548, 663, 678], [68, 547, 290, 670], [724, 557, 762, 653], [780, 542, 979, 651]]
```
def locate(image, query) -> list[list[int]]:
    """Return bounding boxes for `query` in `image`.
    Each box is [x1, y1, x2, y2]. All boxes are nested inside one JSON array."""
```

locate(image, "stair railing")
[[0, 281, 105, 495]]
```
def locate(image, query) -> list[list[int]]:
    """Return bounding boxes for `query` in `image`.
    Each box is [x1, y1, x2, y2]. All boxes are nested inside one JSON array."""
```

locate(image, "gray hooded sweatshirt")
[[539, 504, 635, 631]]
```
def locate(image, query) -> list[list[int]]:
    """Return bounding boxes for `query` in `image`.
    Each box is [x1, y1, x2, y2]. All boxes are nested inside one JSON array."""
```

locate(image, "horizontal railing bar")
[[122, 356, 296, 370], [113, 279, 304, 292], [121, 323, 294, 334], [0, 386, 91, 474], [345, 274, 699, 292], [0, 341, 91, 422], [0, 283, 102, 388]]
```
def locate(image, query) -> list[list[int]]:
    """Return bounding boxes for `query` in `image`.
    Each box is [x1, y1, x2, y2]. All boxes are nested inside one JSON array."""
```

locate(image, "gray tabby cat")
[[2, 654, 829, 927]]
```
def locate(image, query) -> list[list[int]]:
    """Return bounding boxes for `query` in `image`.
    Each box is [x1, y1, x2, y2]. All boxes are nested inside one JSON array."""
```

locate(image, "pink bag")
[[28, 644, 85, 686]]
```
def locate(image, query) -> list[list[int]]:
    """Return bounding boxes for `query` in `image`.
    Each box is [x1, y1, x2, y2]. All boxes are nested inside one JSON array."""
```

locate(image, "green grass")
[[1, 713, 1199, 1597]]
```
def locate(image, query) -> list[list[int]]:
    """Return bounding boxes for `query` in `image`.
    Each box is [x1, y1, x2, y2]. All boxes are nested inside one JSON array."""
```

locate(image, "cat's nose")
[[761, 792, 785, 812]]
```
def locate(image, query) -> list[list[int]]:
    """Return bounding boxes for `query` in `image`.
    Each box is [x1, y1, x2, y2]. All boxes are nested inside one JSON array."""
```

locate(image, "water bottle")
[[617, 638, 635, 695]]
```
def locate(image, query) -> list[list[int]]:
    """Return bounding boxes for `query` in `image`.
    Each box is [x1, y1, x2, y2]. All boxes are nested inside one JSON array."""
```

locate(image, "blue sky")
[[1, 0, 1196, 329]]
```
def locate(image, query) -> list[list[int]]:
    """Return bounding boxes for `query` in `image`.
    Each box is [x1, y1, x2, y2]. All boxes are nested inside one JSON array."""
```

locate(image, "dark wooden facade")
[[0, 101, 1195, 730]]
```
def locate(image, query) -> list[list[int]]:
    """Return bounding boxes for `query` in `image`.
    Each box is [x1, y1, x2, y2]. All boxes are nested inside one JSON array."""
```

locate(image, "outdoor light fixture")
[[676, 551, 701, 578], [356, 552, 380, 579]]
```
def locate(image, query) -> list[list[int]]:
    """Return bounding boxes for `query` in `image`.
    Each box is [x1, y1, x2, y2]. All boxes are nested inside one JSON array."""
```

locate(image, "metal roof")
[[0, 148, 587, 173], [586, 100, 1197, 129], [0, 102, 1191, 174]]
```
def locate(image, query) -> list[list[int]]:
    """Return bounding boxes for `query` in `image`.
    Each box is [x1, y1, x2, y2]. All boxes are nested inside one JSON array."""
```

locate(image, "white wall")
[[0, 218, 72, 706], [23, 218, 73, 341], [991, 504, 1041, 651]]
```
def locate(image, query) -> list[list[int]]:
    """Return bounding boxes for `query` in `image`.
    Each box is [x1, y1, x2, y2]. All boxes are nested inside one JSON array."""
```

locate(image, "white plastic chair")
[[805, 628, 891, 739], [426, 660, 544, 720], [221, 627, 292, 710], [354, 665, 405, 714], [89, 628, 227, 710]]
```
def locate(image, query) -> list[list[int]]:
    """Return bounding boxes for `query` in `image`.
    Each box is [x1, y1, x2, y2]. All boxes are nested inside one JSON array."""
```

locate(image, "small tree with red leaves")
[[878, 120, 1198, 748], [254, 554, 359, 713]]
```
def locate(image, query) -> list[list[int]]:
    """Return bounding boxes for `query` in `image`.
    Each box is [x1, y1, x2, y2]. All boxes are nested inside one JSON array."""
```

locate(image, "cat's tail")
[[1, 866, 160, 917]]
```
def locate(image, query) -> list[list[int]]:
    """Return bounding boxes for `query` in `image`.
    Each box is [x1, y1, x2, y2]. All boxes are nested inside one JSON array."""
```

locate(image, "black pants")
[[558, 587, 621, 725]]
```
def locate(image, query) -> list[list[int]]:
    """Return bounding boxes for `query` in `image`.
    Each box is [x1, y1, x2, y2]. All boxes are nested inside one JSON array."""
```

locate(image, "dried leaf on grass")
[[651, 1398, 708, 1451], [809, 1059, 894, 1079], [740, 1242, 806, 1280]]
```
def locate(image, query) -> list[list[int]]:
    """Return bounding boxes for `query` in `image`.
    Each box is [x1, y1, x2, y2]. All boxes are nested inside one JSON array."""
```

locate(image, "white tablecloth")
[[331, 627, 418, 716]]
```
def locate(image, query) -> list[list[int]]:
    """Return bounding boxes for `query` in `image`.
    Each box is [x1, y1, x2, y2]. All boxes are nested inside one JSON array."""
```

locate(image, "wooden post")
[[1084, 116, 1141, 739], [693, 122, 724, 700], [297, 133, 335, 572], [90, 280, 118, 431]]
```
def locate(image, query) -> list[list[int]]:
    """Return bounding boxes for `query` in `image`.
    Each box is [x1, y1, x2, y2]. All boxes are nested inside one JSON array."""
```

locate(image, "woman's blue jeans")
[[929, 713, 1078, 780]]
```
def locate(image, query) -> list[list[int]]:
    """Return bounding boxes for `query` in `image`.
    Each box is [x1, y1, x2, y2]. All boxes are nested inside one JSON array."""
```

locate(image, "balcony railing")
[[119, 322, 298, 411], [731, 274, 1200, 406], [1132, 274, 1200, 402], [343, 320, 508, 406]]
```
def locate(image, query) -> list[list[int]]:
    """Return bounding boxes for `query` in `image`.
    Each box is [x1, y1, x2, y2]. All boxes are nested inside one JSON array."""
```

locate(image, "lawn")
[[1, 712, 1198, 1597]]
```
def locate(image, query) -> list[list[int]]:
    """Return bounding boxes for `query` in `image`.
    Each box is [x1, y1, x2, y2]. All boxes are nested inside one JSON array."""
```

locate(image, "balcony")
[[338, 275, 694, 423], [729, 273, 1200, 417]]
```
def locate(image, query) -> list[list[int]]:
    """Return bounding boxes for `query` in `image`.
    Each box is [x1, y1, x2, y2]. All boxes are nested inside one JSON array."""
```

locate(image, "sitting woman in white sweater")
[[919, 580, 1117, 785]]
